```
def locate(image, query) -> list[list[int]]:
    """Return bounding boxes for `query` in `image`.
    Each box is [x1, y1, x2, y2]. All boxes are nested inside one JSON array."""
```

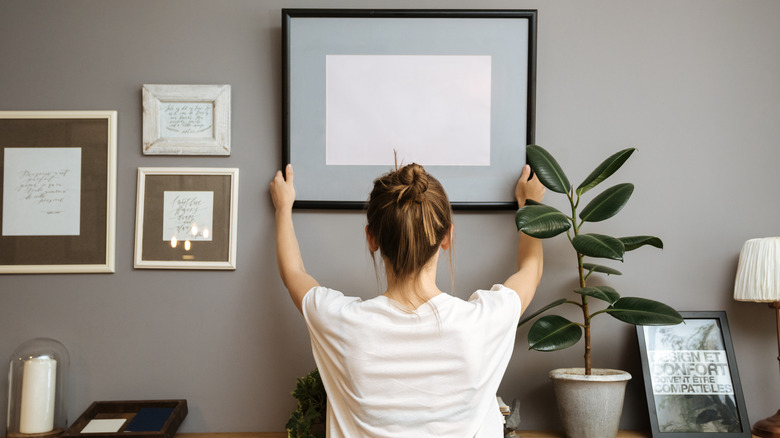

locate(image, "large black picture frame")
[[282, 9, 537, 210], [636, 311, 752, 437]]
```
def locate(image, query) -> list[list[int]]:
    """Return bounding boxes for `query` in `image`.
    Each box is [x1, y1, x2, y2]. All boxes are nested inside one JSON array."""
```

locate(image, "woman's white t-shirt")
[[302, 284, 521, 438]]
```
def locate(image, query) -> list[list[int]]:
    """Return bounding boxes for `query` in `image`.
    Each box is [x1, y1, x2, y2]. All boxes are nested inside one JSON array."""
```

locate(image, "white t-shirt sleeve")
[[302, 286, 348, 316], [301, 287, 365, 366], [467, 284, 522, 325], [302, 286, 361, 338]]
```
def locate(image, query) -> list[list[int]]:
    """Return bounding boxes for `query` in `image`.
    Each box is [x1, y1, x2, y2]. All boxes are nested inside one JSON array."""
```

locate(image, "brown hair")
[[366, 163, 453, 285]]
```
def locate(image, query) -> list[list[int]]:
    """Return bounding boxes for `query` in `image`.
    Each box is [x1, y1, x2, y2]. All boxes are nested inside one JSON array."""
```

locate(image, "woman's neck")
[[382, 254, 443, 310]]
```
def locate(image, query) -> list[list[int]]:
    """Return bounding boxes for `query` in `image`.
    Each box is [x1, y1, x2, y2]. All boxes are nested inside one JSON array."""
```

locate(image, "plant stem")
[[578, 253, 591, 375], [571, 188, 592, 375]]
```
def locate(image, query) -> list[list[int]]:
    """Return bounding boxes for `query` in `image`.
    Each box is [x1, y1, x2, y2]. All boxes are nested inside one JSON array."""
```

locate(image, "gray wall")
[[1, 0, 779, 433]]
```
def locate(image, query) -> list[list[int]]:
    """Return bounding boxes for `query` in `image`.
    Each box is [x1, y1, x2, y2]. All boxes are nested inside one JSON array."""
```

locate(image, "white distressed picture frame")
[[142, 84, 231, 155]]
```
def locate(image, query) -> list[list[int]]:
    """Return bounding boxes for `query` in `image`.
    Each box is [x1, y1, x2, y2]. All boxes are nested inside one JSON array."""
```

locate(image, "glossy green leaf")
[[574, 286, 620, 304], [576, 148, 636, 196], [582, 263, 623, 276], [579, 183, 634, 223], [515, 204, 571, 238], [606, 297, 683, 325], [572, 233, 625, 261], [528, 315, 583, 351], [518, 298, 569, 327], [526, 144, 571, 194], [619, 236, 663, 251]]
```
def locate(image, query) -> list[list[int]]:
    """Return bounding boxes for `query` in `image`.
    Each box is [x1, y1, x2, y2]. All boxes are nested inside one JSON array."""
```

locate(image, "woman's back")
[[303, 285, 521, 437]]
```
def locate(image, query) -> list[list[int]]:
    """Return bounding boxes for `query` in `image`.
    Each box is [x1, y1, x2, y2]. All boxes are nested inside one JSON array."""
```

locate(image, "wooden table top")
[[179, 430, 760, 438], [179, 431, 648, 438]]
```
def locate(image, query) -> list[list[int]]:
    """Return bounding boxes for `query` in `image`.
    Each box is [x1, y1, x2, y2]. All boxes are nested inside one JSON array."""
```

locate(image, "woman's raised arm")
[[503, 164, 545, 314], [270, 164, 319, 313]]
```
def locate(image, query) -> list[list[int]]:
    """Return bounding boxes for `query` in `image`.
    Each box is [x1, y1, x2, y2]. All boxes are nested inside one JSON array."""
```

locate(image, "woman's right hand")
[[270, 163, 296, 212], [515, 164, 545, 206]]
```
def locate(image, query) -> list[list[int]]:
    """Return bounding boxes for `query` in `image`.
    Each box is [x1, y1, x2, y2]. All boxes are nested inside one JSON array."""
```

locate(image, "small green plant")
[[286, 369, 326, 438], [516, 144, 683, 375]]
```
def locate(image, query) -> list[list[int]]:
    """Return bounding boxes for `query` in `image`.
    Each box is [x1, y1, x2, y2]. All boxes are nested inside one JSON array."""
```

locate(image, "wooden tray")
[[62, 400, 187, 438]]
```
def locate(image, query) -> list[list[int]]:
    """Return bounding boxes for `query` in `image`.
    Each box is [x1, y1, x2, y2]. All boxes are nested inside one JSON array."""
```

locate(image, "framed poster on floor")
[[636, 311, 752, 437]]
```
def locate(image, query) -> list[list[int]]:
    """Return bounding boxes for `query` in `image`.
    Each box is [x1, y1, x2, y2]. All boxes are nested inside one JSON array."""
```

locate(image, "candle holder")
[[6, 338, 69, 438]]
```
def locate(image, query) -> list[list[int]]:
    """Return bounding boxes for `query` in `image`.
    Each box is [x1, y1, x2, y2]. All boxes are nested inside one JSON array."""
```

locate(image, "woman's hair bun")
[[396, 163, 429, 204]]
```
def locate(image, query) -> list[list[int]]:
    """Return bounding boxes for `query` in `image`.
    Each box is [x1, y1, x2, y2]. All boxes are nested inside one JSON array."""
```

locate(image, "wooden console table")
[[180, 431, 760, 438]]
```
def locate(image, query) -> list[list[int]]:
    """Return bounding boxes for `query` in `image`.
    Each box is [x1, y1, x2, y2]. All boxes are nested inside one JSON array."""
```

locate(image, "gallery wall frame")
[[142, 84, 231, 156], [635, 311, 752, 437], [134, 167, 239, 270], [0, 110, 117, 274], [282, 9, 537, 210]]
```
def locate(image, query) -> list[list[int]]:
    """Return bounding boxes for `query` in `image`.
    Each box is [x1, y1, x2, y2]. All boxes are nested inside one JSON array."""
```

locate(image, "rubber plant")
[[516, 144, 683, 375]]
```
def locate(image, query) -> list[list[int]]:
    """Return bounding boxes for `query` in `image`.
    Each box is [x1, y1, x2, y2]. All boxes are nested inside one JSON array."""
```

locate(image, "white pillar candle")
[[19, 357, 57, 434]]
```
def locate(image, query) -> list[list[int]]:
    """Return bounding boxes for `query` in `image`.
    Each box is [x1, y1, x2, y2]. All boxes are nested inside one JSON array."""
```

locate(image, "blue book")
[[125, 408, 174, 432]]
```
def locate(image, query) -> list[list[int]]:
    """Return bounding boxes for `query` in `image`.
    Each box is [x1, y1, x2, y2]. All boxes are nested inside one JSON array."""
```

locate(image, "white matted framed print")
[[282, 9, 537, 209], [0, 110, 117, 274], [636, 311, 752, 437], [142, 84, 231, 155], [134, 167, 239, 270]]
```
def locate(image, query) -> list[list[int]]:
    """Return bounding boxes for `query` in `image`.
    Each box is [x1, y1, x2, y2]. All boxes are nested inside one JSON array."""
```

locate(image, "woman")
[[270, 162, 544, 437]]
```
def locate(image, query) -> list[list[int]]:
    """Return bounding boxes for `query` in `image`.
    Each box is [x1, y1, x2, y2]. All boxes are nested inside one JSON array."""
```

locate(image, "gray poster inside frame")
[[282, 9, 537, 210], [635, 311, 752, 438]]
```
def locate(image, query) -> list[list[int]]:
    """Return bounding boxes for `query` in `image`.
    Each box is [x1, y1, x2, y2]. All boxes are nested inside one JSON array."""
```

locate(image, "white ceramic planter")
[[549, 368, 632, 438]]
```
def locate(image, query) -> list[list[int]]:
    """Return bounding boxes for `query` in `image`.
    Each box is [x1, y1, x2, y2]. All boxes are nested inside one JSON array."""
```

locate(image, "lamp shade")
[[734, 237, 780, 302]]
